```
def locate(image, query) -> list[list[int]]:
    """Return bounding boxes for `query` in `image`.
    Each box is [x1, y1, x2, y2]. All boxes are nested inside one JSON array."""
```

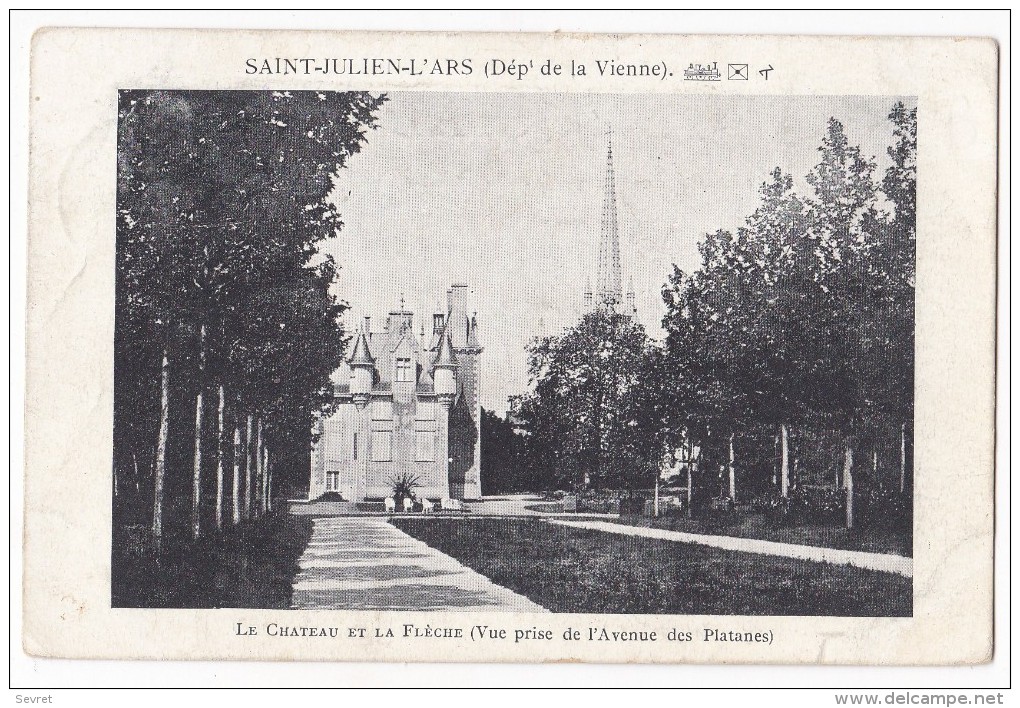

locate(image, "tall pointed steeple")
[[626, 275, 637, 319], [596, 128, 623, 307]]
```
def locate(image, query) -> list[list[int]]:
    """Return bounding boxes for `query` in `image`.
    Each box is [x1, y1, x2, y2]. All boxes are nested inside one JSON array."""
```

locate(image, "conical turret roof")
[[348, 330, 375, 367], [433, 331, 459, 369]]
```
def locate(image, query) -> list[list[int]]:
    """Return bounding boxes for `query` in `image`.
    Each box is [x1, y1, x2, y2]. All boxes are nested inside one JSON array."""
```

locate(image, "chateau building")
[[309, 284, 483, 502], [583, 134, 637, 321]]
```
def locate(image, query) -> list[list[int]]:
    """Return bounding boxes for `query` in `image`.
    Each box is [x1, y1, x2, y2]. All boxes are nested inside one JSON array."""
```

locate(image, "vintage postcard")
[[22, 28, 997, 665]]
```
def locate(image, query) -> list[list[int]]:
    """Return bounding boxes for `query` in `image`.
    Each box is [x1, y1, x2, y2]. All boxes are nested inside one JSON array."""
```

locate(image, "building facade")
[[309, 284, 483, 502]]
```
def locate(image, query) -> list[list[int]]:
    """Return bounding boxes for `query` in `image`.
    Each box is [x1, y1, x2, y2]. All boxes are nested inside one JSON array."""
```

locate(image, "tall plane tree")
[[513, 309, 658, 495], [115, 89, 385, 552], [659, 106, 915, 524]]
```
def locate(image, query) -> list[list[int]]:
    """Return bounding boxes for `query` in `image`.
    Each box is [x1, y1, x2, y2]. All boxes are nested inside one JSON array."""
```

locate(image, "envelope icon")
[[728, 63, 749, 80]]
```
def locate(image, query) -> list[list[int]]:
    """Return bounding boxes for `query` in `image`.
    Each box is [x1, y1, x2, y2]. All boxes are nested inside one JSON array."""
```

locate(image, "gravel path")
[[548, 519, 913, 577], [290, 517, 548, 611]]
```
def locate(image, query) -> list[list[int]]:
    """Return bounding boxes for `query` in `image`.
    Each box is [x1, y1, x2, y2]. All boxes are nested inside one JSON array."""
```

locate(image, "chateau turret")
[[348, 324, 375, 407], [309, 283, 483, 503], [432, 332, 459, 404]]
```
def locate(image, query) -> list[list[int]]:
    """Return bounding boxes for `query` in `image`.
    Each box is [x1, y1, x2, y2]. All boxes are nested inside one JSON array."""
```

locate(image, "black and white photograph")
[[16, 13, 1006, 695], [111, 90, 917, 617]]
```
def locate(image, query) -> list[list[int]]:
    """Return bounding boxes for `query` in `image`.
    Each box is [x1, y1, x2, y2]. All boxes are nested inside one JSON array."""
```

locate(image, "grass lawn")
[[112, 513, 313, 608], [391, 517, 911, 616], [607, 512, 911, 557]]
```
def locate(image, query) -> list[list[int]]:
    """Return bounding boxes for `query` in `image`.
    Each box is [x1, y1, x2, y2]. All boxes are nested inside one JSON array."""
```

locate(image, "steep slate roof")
[[433, 331, 459, 369], [348, 330, 375, 366], [332, 289, 481, 400], [416, 365, 435, 394], [334, 309, 444, 397]]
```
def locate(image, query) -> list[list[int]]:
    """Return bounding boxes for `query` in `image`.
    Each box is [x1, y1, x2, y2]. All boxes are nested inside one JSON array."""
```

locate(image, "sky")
[[322, 92, 914, 414]]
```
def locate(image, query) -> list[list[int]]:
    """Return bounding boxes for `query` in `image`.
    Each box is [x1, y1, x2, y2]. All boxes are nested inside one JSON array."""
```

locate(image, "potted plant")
[[386, 471, 422, 511]]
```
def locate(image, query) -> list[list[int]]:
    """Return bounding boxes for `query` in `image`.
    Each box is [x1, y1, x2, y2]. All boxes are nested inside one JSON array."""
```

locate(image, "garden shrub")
[[581, 496, 623, 514], [524, 502, 565, 514], [858, 481, 912, 535], [792, 486, 846, 525], [569, 489, 643, 514], [659, 500, 685, 518], [758, 487, 846, 528]]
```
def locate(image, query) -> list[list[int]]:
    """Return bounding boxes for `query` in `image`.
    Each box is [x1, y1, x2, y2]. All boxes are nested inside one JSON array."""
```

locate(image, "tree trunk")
[[191, 324, 206, 541], [780, 424, 791, 498], [255, 419, 264, 516], [244, 413, 254, 519], [261, 444, 270, 514], [231, 425, 242, 525], [900, 422, 908, 493], [190, 395, 204, 539], [215, 385, 225, 531], [152, 351, 170, 555], [132, 452, 140, 495], [843, 443, 855, 530], [686, 463, 693, 519], [727, 432, 737, 502], [653, 472, 660, 518], [686, 435, 696, 519], [266, 452, 273, 512], [772, 433, 779, 486]]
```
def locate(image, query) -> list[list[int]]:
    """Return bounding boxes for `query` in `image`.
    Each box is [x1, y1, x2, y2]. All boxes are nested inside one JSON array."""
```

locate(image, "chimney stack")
[[448, 284, 469, 347]]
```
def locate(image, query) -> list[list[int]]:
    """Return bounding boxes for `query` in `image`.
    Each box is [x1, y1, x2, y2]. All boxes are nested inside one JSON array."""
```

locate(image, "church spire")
[[626, 275, 636, 318], [596, 128, 622, 307]]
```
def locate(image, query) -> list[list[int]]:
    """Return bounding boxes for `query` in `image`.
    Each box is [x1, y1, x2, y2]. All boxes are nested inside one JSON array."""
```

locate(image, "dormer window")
[[395, 357, 413, 382]]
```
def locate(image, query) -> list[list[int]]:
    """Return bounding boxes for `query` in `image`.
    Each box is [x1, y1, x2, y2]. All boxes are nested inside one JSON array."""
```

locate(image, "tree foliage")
[[658, 103, 916, 514], [479, 407, 532, 494], [114, 89, 386, 541], [513, 102, 916, 527], [512, 309, 661, 494]]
